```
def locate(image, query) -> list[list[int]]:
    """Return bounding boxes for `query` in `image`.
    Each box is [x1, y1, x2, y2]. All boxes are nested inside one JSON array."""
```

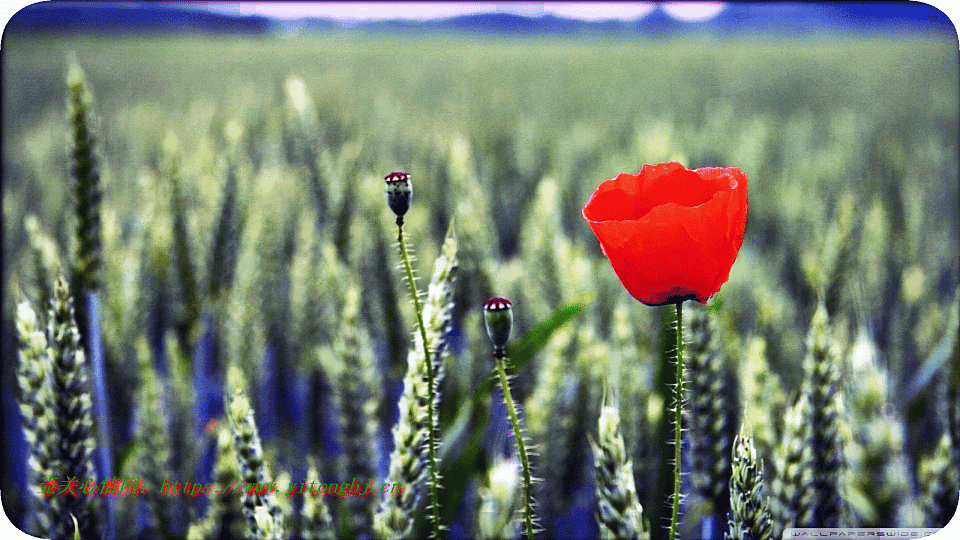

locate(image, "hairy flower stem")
[[494, 354, 536, 540], [670, 302, 684, 540], [396, 222, 442, 539]]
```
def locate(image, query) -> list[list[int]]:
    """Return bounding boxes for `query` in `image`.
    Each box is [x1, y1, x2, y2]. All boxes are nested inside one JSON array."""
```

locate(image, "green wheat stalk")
[[421, 223, 458, 384], [66, 59, 102, 296], [607, 300, 659, 523], [844, 331, 909, 526], [769, 394, 814, 538], [289, 210, 330, 355], [187, 421, 247, 540], [321, 283, 380, 537], [99, 208, 148, 384], [739, 337, 785, 462], [220, 190, 267, 378], [686, 305, 736, 522], [163, 330, 198, 490], [225, 365, 285, 540], [283, 75, 328, 229], [591, 393, 650, 540], [24, 215, 60, 322], [66, 59, 113, 539], [15, 298, 59, 538], [799, 192, 859, 316], [375, 225, 458, 539], [803, 303, 847, 527], [447, 137, 497, 330], [724, 427, 772, 540], [608, 301, 644, 460], [162, 132, 201, 353], [131, 338, 176, 538], [47, 274, 100, 540], [206, 162, 243, 300], [66, 59, 102, 319], [525, 325, 576, 532], [330, 143, 363, 261], [520, 177, 566, 317]]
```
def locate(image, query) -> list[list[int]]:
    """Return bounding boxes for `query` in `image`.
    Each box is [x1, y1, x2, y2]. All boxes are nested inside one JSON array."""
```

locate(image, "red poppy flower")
[[582, 162, 748, 306]]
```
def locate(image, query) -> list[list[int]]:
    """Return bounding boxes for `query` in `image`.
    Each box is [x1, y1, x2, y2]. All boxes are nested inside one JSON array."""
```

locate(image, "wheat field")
[[2, 31, 958, 539]]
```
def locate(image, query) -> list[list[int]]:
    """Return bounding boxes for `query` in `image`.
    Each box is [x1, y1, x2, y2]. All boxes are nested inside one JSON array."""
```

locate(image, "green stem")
[[397, 223, 442, 539], [669, 301, 684, 540], [494, 354, 536, 540]]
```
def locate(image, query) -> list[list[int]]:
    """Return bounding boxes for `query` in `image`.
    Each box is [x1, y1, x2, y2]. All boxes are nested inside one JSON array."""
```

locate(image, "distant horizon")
[[0, 2, 957, 41], [185, 2, 725, 22]]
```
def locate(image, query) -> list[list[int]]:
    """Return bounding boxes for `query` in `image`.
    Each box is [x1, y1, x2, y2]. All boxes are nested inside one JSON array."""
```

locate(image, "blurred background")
[[2, 2, 958, 539]]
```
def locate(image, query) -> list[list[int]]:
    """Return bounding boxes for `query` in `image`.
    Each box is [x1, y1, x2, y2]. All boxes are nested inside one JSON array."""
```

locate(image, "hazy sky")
[[195, 2, 727, 22], [0, 2, 957, 40]]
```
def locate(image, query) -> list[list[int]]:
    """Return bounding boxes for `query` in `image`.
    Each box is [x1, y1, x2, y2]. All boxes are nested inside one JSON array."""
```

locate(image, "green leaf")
[[470, 291, 592, 405]]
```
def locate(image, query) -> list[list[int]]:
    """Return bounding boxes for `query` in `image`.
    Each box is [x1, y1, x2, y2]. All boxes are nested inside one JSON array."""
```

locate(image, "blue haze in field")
[[6, 1, 955, 37]]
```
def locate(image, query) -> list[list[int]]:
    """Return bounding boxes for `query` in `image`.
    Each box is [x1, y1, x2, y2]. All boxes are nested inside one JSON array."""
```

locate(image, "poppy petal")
[[583, 162, 748, 306]]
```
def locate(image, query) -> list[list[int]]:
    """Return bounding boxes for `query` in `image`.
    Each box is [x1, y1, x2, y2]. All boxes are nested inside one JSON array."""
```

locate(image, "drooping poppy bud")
[[483, 297, 513, 358], [385, 171, 412, 224]]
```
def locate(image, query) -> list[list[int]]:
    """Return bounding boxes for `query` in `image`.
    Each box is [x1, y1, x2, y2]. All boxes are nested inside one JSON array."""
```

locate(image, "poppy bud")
[[385, 171, 412, 224], [483, 297, 513, 358]]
